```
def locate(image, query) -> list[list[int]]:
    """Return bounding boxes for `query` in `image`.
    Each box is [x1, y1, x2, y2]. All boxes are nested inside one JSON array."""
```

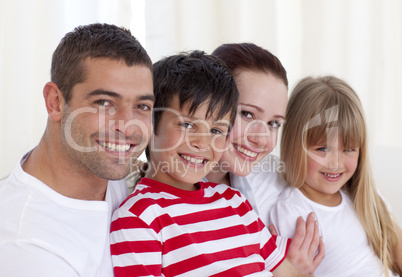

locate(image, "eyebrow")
[[181, 114, 231, 127], [239, 103, 285, 120], [87, 89, 155, 102], [213, 121, 231, 129]]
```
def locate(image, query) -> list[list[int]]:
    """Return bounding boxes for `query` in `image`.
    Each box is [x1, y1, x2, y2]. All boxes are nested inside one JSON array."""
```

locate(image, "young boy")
[[109, 51, 290, 276]]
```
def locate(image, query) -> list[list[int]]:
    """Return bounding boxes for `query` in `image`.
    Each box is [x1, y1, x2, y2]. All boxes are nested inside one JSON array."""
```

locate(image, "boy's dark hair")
[[152, 50, 239, 135], [212, 43, 288, 87], [51, 23, 152, 103]]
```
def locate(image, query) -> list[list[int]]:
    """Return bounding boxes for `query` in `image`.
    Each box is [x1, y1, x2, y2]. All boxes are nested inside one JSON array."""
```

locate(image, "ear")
[[43, 82, 65, 122]]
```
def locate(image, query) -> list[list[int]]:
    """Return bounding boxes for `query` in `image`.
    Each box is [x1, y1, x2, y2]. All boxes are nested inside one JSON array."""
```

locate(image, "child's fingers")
[[312, 237, 325, 269]]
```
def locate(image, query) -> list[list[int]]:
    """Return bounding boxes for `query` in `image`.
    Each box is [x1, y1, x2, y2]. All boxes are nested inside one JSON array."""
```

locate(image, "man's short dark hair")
[[51, 23, 152, 103]]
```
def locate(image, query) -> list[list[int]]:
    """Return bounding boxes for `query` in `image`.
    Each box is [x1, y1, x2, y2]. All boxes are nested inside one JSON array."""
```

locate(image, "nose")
[[246, 120, 272, 149], [109, 107, 148, 139], [327, 151, 340, 171], [189, 132, 211, 152]]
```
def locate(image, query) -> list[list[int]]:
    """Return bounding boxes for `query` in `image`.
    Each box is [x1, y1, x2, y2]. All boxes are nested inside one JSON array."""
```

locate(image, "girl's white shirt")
[[269, 187, 398, 277]]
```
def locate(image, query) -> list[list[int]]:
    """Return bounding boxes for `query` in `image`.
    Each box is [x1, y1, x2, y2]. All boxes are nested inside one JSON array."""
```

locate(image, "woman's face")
[[220, 70, 288, 176]]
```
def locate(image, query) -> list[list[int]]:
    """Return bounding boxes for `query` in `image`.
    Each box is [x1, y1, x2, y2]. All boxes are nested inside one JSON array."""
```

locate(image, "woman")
[[206, 43, 288, 226], [206, 43, 324, 274]]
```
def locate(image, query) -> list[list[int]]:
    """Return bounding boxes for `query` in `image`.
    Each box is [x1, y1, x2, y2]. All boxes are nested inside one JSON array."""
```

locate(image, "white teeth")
[[234, 145, 258, 158], [99, 141, 130, 152], [181, 154, 204, 165], [323, 173, 341, 178]]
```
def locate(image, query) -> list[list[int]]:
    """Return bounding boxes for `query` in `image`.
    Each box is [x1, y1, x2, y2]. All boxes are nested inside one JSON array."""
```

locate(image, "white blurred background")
[[0, 0, 401, 224]]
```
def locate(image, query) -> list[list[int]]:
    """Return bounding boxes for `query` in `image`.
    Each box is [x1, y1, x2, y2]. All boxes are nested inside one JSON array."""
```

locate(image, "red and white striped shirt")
[[110, 178, 289, 277]]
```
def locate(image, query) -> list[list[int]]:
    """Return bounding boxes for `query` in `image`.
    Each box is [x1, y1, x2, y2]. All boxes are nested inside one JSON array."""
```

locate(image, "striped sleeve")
[[110, 199, 162, 277]]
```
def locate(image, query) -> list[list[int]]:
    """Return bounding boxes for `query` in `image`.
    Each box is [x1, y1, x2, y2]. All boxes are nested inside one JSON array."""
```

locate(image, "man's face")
[[60, 58, 154, 180]]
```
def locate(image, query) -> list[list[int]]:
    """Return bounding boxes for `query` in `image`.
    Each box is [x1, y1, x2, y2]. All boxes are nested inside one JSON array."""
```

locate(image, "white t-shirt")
[[269, 187, 398, 277], [229, 154, 287, 227], [0, 152, 128, 277]]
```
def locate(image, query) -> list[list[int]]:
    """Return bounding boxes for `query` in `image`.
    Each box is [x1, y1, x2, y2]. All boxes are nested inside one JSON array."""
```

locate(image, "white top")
[[218, 154, 287, 227], [269, 187, 398, 277], [0, 151, 128, 277]]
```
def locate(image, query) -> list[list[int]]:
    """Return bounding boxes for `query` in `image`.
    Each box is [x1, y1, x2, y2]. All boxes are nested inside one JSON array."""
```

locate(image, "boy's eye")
[[210, 128, 223, 135], [95, 99, 111, 106], [240, 111, 254, 120], [268, 120, 282, 130], [180, 122, 194, 129]]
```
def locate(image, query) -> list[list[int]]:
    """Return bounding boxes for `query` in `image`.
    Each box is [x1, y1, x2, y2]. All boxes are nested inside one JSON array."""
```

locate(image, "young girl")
[[269, 75, 402, 276]]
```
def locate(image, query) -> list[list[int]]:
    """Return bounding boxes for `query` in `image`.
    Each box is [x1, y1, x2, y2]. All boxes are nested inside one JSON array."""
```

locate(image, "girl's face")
[[219, 70, 288, 176], [302, 134, 360, 206]]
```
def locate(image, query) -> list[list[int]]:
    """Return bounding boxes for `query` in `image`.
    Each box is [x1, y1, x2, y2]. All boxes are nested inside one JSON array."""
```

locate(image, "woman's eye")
[[316, 147, 329, 152], [268, 120, 282, 129], [240, 111, 253, 119], [344, 148, 356, 152], [95, 100, 111, 106]]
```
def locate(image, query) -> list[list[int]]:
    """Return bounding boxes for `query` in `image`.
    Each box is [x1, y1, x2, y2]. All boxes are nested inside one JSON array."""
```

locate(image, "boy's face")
[[147, 96, 231, 190]]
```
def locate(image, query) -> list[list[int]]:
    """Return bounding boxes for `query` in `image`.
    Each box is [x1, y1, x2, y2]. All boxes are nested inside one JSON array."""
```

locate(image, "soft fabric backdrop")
[[1, 0, 401, 223]]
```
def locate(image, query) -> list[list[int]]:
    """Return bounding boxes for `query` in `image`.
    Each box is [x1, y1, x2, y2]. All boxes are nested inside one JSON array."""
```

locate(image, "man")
[[0, 23, 154, 276]]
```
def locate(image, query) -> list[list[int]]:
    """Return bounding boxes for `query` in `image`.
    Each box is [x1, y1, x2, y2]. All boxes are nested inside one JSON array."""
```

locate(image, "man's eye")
[[137, 104, 152, 111], [268, 120, 282, 130], [95, 100, 111, 106]]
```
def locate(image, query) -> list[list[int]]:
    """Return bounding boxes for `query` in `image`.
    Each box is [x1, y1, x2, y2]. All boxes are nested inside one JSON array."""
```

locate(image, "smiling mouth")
[[234, 144, 258, 158], [179, 154, 207, 165], [98, 141, 132, 152], [322, 172, 342, 178]]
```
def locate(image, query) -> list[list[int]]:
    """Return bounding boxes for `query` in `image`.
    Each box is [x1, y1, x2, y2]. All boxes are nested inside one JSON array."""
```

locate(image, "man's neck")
[[22, 137, 108, 201]]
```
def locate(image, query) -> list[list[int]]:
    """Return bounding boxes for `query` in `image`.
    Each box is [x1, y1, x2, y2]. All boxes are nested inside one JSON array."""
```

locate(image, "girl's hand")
[[271, 212, 325, 275]]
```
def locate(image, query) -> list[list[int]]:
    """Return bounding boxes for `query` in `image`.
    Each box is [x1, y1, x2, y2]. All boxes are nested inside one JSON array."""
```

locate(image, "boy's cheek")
[[211, 137, 230, 154]]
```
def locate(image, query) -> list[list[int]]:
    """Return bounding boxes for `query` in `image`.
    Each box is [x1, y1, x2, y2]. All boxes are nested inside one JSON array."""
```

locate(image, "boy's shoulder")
[[200, 181, 243, 197]]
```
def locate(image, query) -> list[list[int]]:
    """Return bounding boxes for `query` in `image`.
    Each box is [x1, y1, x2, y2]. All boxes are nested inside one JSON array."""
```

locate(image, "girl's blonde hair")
[[281, 75, 401, 276]]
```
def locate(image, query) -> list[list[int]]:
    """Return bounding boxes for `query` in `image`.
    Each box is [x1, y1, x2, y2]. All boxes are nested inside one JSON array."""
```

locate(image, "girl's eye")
[[344, 148, 356, 152], [240, 111, 254, 120], [137, 104, 152, 111], [180, 122, 194, 129], [95, 100, 111, 106], [316, 147, 329, 152], [268, 120, 282, 130]]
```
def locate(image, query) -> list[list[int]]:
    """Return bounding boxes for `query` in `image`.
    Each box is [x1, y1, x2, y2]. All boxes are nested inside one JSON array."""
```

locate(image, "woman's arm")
[[270, 212, 325, 276]]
